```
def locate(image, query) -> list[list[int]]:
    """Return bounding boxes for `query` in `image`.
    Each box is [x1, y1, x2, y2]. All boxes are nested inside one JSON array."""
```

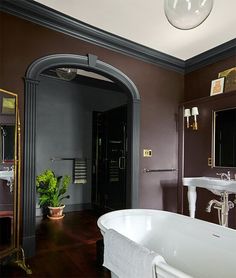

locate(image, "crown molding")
[[185, 39, 236, 73], [1, 0, 235, 74], [0, 0, 185, 73]]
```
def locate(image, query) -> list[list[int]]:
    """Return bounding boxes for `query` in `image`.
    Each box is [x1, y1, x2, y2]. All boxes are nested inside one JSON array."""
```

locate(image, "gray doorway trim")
[[23, 53, 140, 257]]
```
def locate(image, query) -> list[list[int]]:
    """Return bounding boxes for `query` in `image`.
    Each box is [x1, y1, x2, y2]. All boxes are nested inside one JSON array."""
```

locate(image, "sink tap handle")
[[216, 171, 231, 180], [228, 201, 234, 210]]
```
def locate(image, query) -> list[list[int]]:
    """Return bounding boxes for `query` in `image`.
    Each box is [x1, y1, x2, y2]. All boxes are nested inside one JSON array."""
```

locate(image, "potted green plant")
[[36, 169, 71, 220]]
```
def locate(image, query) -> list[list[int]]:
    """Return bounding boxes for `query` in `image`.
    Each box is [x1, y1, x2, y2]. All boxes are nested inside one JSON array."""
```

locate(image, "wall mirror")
[[0, 89, 21, 266], [1, 125, 15, 162], [213, 107, 236, 167]]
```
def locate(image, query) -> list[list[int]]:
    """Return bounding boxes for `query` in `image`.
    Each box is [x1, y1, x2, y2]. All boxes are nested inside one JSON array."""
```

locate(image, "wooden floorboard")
[[0, 210, 111, 278]]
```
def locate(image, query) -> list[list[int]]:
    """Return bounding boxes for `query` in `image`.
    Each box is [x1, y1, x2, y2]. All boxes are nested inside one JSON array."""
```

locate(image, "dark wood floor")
[[0, 210, 111, 278]]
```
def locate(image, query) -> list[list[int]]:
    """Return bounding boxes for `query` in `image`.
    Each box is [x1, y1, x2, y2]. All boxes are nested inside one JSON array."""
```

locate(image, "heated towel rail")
[[50, 157, 87, 184]]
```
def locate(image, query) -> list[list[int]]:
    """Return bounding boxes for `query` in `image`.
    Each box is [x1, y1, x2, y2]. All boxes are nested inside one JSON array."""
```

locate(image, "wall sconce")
[[184, 108, 191, 128], [191, 107, 199, 130], [184, 107, 199, 130]]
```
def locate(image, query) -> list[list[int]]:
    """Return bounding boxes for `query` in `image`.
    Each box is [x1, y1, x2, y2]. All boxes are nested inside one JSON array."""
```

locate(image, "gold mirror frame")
[[0, 88, 19, 259], [0, 88, 31, 274]]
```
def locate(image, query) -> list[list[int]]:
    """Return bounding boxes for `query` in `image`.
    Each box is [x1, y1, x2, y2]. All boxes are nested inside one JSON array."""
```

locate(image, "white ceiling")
[[35, 0, 236, 60]]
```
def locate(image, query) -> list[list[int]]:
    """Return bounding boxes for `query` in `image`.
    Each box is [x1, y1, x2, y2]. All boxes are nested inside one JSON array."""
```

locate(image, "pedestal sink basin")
[[0, 170, 14, 182], [182, 177, 236, 219], [183, 177, 236, 195]]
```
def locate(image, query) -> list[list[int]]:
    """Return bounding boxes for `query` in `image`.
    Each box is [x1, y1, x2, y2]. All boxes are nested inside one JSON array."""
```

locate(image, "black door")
[[92, 105, 127, 211]]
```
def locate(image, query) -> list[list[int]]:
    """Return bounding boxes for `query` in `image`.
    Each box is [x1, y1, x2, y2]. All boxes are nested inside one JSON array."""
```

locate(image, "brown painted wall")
[[185, 56, 236, 101], [0, 12, 184, 211], [0, 12, 3, 85], [183, 56, 236, 228]]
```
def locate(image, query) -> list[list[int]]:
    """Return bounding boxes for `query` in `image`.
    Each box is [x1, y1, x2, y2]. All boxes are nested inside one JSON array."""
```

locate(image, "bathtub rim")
[[97, 208, 236, 235]]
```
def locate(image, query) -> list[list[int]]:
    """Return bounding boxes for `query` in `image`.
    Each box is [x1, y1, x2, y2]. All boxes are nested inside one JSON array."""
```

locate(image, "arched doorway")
[[23, 53, 140, 256]]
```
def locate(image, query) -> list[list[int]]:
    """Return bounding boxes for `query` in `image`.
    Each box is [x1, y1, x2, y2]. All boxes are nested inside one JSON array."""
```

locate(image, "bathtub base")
[[96, 239, 104, 266]]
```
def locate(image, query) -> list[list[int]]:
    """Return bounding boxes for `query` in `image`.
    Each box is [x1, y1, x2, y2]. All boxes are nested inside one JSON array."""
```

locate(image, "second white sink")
[[0, 170, 14, 182], [183, 177, 236, 195]]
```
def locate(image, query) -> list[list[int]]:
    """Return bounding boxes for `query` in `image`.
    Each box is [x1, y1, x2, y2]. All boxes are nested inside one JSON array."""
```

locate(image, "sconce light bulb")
[[184, 108, 191, 128]]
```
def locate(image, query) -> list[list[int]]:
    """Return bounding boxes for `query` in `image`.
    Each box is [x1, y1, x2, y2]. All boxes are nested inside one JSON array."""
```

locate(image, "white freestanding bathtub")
[[97, 209, 236, 278]]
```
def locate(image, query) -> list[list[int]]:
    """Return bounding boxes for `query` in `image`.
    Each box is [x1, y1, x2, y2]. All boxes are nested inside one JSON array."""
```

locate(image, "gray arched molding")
[[27, 54, 140, 100], [23, 53, 140, 256]]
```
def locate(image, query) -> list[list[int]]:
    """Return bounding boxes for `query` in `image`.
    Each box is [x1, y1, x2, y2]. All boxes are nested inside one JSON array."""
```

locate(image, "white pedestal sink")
[[182, 177, 236, 218], [0, 170, 14, 192], [0, 170, 14, 182]]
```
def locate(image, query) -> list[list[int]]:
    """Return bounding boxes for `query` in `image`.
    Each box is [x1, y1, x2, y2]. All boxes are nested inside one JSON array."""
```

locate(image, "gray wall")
[[36, 75, 127, 215]]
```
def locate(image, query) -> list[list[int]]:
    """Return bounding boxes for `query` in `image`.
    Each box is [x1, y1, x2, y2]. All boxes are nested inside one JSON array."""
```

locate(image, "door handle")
[[118, 156, 125, 170]]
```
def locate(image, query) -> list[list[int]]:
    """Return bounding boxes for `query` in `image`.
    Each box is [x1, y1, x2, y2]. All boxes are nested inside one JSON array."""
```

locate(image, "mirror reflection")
[[1, 125, 15, 162], [0, 89, 17, 255], [214, 107, 236, 167]]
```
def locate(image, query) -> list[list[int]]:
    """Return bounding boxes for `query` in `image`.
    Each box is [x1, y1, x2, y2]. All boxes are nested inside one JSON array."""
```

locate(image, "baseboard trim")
[[36, 203, 92, 217], [64, 203, 92, 212], [22, 235, 36, 258]]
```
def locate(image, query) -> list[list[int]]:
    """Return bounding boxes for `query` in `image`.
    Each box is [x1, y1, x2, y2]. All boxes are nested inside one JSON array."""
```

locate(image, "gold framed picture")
[[2, 97, 16, 114], [218, 67, 236, 93], [210, 77, 225, 96]]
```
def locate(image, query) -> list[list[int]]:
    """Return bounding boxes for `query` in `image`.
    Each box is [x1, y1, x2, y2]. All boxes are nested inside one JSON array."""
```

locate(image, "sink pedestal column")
[[187, 186, 197, 218]]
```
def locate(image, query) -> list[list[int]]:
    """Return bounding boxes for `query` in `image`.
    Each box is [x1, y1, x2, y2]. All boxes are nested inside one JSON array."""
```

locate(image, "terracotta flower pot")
[[47, 205, 65, 220]]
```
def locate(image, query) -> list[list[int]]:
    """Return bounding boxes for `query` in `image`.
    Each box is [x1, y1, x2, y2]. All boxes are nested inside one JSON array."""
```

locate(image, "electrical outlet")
[[208, 157, 212, 166], [143, 149, 152, 157]]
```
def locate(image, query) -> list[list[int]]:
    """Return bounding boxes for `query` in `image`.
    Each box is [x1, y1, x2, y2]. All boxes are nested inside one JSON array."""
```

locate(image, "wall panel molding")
[[23, 77, 39, 257]]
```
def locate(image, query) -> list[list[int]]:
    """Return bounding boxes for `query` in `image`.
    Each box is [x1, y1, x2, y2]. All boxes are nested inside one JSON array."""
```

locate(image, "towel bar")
[[50, 157, 74, 162], [143, 168, 177, 173]]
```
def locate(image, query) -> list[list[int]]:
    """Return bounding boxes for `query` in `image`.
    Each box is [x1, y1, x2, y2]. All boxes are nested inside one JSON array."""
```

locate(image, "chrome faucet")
[[206, 199, 222, 212], [206, 192, 234, 227], [216, 171, 231, 180]]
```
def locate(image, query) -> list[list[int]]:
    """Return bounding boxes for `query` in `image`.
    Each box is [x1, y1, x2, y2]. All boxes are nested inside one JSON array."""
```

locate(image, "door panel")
[[92, 106, 127, 211]]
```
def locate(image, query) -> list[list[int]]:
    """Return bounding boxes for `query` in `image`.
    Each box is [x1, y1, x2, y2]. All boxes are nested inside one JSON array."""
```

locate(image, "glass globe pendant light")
[[56, 67, 77, 81], [164, 0, 214, 30]]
